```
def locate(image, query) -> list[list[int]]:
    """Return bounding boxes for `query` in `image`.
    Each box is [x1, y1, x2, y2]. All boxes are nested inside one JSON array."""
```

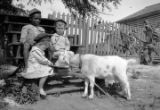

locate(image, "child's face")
[[56, 22, 66, 35], [30, 13, 41, 26], [42, 41, 50, 49]]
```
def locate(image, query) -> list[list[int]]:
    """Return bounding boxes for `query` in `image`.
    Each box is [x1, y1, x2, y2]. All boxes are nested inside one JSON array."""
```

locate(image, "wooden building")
[[117, 3, 160, 28]]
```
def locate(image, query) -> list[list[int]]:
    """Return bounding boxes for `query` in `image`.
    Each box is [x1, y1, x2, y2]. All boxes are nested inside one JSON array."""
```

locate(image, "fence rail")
[[48, 11, 146, 57]]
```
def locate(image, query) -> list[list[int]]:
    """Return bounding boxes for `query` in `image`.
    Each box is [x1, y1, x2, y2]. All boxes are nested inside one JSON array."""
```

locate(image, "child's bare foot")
[[40, 89, 47, 96], [40, 89, 47, 99]]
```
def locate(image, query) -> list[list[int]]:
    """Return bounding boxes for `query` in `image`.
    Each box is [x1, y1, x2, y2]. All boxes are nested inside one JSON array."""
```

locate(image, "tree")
[[12, 0, 121, 17], [62, 0, 121, 17], [0, 0, 26, 15]]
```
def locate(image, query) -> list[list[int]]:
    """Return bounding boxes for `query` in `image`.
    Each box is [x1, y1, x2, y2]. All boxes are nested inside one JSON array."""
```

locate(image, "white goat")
[[63, 53, 136, 100]]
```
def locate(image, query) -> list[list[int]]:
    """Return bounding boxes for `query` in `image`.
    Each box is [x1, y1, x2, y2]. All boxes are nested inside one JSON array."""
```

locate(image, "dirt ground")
[[7, 65, 160, 110]]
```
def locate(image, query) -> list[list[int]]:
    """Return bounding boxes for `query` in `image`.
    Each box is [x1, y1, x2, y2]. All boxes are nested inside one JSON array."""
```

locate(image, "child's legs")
[[39, 76, 48, 95], [23, 43, 31, 69]]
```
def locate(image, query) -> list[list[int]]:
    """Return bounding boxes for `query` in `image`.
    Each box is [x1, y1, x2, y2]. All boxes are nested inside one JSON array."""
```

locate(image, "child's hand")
[[48, 62, 54, 66]]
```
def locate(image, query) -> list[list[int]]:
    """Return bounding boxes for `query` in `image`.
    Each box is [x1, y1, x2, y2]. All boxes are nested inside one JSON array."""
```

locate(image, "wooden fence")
[[48, 12, 146, 58]]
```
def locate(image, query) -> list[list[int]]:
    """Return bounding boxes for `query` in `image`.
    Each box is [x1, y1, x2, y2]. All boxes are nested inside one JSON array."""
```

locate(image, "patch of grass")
[[0, 77, 40, 105]]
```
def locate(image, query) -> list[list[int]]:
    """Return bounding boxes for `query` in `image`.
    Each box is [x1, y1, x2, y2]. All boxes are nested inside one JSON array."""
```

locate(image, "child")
[[20, 8, 45, 71], [50, 19, 73, 67], [20, 33, 54, 96]]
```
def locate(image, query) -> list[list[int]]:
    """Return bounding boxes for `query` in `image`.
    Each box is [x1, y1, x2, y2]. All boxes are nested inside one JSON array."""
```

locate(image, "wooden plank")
[[102, 22, 105, 55], [100, 21, 103, 55], [92, 18, 97, 54], [70, 16, 74, 36], [100, 20, 104, 55], [8, 42, 22, 46], [78, 17, 82, 46], [15, 45, 22, 64], [91, 18, 96, 54], [109, 22, 113, 55], [120, 24, 124, 56], [99, 21, 102, 55], [66, 14, 70, 36], [105, 22, 110, 55], [90, 18, 94, 54], [110, 22, 114, 55], [85, 18, 90, 53], [4, 21, 55, 29], [82, 19, 86, 53], [97, 20, 101, 55], [62, 12, 65, 21], [112, 23, 116, 55], [115, 23, 118, 55], [57, 12, 61, 19], [74, 16, 78, 46], [46, 85, 83, 95], [126, 25, 130, 57]]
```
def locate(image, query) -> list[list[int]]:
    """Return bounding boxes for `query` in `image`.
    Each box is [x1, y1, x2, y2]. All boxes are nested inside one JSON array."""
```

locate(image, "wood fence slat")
[[47, 12, 146, 57], [105, 21, 110, 55], [110, 22, 113, 55], [116, 23, 121, 55], [74, 16, 78, 46], [99, 20, 104, 55], [114, 23, 118, 55], [93, 18, 98, 54], [85, 18, 90, 53], [90, 18, 94, 54], [78, 17, 82, 46], [96, 20, 101, 55], [56, 12, 61, 19], [66, 14, 70, 36], [101, 20, 105, 55], [62, 13, 65, 20], [70, 16, 74, 36]]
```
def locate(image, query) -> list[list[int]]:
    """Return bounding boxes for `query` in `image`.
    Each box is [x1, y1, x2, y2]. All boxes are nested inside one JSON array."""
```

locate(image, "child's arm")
[[65, 37, 70, 50], [51, 34, 57, 44], [20, 26, 30, 69], [32, 49, 53, 66], [20, 26, 28, 43], [39, 26, 46, 33], [50, 34, 57, 51]]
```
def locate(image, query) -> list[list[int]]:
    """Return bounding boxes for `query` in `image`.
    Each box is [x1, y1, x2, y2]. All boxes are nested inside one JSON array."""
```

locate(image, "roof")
[[117, 3, 160, 23]]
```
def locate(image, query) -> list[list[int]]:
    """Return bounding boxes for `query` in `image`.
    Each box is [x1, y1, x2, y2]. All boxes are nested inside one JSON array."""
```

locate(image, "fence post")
[[85, 18, 90, 53]]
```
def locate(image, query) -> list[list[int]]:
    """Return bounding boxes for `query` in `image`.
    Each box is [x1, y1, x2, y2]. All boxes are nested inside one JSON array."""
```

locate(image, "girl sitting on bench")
[[20, 33, 54, 97]]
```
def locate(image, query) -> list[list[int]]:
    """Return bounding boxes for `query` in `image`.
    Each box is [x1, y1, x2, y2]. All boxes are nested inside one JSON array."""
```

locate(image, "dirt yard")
[[6, 65, 160, 110]]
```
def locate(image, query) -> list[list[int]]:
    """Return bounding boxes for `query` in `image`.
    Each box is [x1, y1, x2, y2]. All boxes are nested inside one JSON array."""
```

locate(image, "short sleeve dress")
[[20, 24, 45, 46], [50, 33, 70, 51], [20, 46, 54, 79]]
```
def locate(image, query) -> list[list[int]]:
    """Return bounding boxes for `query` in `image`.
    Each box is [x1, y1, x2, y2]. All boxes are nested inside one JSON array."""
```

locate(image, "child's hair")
[[36, 39, 49, 47], [34, 33, 51, 44], [55, 19, 67, 29], [29, 8, 41, 18]]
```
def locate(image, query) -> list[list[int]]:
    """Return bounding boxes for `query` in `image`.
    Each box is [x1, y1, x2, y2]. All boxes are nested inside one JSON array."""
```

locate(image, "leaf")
[[22, 86, 27, 94]]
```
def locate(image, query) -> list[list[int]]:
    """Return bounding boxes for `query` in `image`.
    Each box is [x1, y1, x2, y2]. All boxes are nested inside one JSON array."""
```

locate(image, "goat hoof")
[[88, 95, 94, 99], [82, 94, 87, 98], [126, 96, 131, 100]]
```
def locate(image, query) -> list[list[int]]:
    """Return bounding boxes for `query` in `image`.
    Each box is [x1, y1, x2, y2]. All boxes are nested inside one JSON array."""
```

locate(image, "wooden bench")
[[1, 14, 83, 65], [152, 56, 160, 64]]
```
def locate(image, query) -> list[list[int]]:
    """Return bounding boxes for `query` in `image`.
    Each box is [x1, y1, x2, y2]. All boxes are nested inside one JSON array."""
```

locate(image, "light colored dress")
[[20, 46, 54, 79], [20, 24, 45, 45], [50, 33, 73, 67], [50, 33, 70, 51]]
